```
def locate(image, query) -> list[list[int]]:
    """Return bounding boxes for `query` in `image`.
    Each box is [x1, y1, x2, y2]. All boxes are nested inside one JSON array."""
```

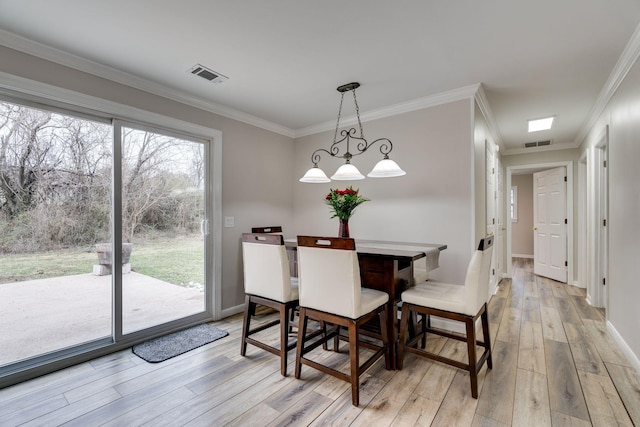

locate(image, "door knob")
[[533, 227, 538, 231]]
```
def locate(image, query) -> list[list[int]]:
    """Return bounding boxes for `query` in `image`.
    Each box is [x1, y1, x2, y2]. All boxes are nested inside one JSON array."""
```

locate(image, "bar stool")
[[240, 233, 298, 376], [398, 236, 494, 398], [294, 236, 389, 406]]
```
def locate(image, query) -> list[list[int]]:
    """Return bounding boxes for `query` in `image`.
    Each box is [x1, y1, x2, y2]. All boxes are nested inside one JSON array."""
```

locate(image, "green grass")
[[0, 236, 205, 286]]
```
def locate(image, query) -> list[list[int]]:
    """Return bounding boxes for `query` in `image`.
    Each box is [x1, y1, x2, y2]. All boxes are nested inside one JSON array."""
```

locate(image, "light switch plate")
[[224, 216, 234, 228]]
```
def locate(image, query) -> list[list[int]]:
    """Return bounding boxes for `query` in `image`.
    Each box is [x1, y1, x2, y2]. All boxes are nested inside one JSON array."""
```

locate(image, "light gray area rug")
[[132, 324, 228, 363]]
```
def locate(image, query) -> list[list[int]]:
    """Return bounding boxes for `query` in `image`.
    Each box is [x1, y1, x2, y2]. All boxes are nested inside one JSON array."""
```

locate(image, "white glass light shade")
[[367, 158, 406, 178], [299, 166, 330, 183], [331, 163, 365, 180]]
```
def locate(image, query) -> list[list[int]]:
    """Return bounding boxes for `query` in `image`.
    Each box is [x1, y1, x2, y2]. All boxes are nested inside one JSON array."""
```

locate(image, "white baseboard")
[[573, 280, 585, 289], [220, 304, 244, 319], [607, 321, 640, 373], [512, 254, 534, 259]]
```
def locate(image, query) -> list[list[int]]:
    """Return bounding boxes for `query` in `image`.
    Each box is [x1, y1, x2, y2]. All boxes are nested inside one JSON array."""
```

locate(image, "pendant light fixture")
[[299, 82, 406, 183]]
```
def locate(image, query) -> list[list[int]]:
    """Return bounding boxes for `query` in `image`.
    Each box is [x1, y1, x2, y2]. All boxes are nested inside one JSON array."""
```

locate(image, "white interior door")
[[486, 142, 497, 289], [534, 167, 568, 282], [496, 157, 504, 281]]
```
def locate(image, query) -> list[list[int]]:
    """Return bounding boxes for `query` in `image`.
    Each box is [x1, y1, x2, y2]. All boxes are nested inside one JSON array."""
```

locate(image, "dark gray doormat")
[[132, 324, 228, 363]]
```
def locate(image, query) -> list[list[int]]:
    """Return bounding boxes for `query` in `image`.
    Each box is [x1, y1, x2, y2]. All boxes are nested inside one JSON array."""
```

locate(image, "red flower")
[[324, 186, 369, 220]]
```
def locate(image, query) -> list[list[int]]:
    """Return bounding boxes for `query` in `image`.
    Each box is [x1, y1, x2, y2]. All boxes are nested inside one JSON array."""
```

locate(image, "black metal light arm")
[[309, 127, 394, 166]]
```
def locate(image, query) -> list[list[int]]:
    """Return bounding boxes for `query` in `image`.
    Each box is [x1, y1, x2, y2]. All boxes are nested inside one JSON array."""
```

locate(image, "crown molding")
[[575, 21, 640, 146], [474, 83, 504, 150], [0, 29, 296, 138], [294, 84, 481, 138]]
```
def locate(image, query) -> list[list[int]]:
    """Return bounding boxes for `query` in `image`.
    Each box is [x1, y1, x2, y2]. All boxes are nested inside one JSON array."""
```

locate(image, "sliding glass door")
[[0, 96, 216, 381], [0, 100, 113, 367], [119, 124, 207, 333]]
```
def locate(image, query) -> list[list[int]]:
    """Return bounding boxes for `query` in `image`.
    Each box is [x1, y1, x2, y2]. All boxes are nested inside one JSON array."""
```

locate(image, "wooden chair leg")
[[334, 325, 341, 352], [280, 305, 289, 376], [481, 307, 492, 369], [421, 314, 428, 349], [466, 317, 479, 399], [379, 306, 390, 370], [348, 320, 360, 406], [240, 295, 253, 356], [397, 303, 411, 370], [295, 308, 308, 379]]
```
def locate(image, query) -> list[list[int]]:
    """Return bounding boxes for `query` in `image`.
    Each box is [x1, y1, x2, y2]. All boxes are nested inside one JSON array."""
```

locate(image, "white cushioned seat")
[[241, 232, 299, 377], [295, 236, 389, 407], [243, 240, 297, 303], [402, 281, 466, 314], [398, 236, 494, 399]]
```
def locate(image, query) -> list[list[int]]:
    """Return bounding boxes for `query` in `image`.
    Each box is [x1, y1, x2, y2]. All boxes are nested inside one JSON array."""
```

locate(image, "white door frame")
[[585, 126, 608, 309], [578, 152, 588, 291], [506, 161, 574, 285]]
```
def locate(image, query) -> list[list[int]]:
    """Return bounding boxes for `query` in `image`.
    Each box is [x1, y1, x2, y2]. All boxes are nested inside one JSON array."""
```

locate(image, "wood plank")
[[540, 306, 567, 343], [551, 411, 592, 427], [471, 413, 510, 426], [143, 357, 282, 426], [390, 393, 440, 426], [267, 390, 332, 427], [564, 323, 606, 375], [522, 295, 541, 323], [512, 368, 551, 426], [496, 307, 522, 344], [349, 353, 432, 426], [538, 287, 557, 309], [20, 388, 121, 427], [582, 319, 632, 367], [183, 370, 292, 427], [475, 340, 518, 424], [605, 362, 640, 426], [544, 340, 590, 422], [518, 321, 546, 374], [430, 371, 482, 427], [570, 295, 605, 321], [103, 386, 197, 427], [577, 369, 633, 426], [308, 373, 387, 426], [555, 296, 582, 324]]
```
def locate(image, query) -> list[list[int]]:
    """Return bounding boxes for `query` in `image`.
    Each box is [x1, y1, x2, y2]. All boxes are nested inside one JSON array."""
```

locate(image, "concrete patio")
[[0, 272, 205, 367]]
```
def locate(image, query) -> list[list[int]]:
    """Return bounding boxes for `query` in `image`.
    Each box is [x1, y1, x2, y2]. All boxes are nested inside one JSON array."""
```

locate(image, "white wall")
[[292, 99, 475, 285], [580, 53, 640, 363], [511, 174, 533, 257]]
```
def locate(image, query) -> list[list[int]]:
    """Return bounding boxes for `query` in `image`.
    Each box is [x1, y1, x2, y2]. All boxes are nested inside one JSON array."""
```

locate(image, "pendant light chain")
[[352, 88, 365, 140], [333, 91, 346, 144]]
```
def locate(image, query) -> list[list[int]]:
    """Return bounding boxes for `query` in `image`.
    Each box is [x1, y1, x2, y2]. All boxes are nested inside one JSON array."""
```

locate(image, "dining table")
[[284, 238, 447, 370]]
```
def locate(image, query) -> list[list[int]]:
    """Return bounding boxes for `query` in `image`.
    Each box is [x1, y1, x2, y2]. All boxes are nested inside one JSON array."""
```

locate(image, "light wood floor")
[[1, 258, 639, 426]]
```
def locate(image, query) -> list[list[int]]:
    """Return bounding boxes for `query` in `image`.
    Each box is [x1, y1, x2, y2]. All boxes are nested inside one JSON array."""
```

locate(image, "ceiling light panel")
[[528, 116, 554, 132]]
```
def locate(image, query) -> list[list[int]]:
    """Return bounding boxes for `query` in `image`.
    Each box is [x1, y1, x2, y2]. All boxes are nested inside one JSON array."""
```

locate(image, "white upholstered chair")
[[398, 236, 494, 398], [294, 236, 389, 407], [241, 232, 299, 376]]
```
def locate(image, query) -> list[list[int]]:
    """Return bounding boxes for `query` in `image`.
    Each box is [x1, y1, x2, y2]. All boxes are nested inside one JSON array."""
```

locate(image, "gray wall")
[[293, 99, 475, 285], [511, 174, 533, 257]]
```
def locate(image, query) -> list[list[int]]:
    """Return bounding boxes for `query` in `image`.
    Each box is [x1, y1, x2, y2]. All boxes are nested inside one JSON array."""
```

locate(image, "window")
[[510, 186, 518, 222]]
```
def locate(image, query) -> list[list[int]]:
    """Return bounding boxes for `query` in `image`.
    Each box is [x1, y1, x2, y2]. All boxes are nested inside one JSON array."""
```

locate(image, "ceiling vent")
[[524, 140, 552, 148], [188, 64, 228, 84]]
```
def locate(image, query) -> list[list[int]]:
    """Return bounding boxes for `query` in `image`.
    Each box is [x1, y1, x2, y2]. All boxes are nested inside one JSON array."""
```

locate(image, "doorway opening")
[[505, 161, 574, 285]]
